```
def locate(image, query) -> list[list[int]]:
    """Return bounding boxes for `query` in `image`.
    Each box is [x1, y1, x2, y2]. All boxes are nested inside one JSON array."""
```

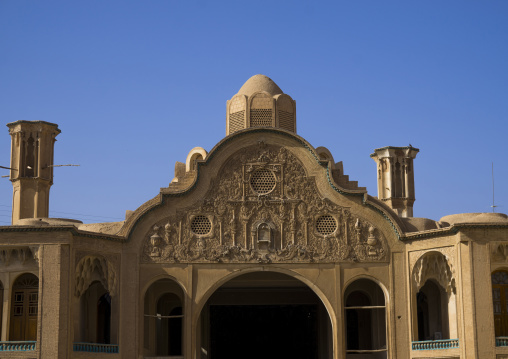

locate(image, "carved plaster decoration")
[[17, 248, 28, 264], [490, 242, 508, 263], [142, 144, 388, 264], [0, 247, 37, 266], [251, 219, 277, 252], [412, 251, 456, 296], [0, 249, 12, 266], [75, 255, 117, 297], [149, 226, 163, 257], [409, 246, 456, 275], [29, 246, 40, 265]]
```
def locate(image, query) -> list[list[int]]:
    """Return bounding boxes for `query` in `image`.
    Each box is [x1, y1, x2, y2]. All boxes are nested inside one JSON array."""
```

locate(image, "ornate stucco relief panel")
[[142, 143, 388, 264], [74, 251, 119, 297], [409, 246, 456, 295], [0, 247, 38, 266], [490, 242, 508, 264]]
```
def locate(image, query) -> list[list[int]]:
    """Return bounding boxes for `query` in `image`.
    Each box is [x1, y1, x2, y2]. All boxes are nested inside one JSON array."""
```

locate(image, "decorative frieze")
[[0, 247, 38, 266], [142, 144, 388, 263], [412, 249, 456, 295]]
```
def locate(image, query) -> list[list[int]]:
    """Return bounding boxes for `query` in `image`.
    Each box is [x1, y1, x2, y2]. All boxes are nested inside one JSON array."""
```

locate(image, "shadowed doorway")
[[199, 272, 332, 359]]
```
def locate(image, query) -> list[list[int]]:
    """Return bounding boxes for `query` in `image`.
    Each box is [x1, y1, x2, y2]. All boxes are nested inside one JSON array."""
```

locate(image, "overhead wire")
[[0, 204, 123, 222]]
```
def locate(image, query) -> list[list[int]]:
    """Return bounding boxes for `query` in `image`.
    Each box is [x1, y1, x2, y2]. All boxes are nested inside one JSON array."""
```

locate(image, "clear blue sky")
[[0, 1, 507, 225]]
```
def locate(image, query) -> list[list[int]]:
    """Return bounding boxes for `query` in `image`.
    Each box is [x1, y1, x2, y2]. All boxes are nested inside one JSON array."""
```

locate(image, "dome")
[[237, 74, 283, 97]]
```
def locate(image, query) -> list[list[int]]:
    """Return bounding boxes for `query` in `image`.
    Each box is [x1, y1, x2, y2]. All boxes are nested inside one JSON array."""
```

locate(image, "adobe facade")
[[0, 75, 507, 359]]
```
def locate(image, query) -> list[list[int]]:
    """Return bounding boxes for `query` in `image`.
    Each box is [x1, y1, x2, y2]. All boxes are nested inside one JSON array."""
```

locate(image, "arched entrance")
[[198, 272, 333, 359]]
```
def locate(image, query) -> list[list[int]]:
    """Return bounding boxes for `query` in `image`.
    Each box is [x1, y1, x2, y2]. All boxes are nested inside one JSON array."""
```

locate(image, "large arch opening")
[[198, 271, 333, 359]]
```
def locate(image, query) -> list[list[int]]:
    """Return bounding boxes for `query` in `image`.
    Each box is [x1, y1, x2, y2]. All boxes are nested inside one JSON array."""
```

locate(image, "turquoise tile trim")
[[412, 339, 459, 350], [73, 342, 119, 353], [496, 337, 508, 346], [0, 341, 36, 351]]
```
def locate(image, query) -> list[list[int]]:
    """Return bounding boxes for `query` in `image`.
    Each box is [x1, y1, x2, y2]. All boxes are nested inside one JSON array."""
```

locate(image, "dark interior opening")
[[210, 305, 318, 359], [97, 293, 111, 344]]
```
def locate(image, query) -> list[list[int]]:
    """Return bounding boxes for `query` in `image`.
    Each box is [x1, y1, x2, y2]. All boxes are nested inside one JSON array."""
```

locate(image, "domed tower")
[[226, 75, 296, 135]]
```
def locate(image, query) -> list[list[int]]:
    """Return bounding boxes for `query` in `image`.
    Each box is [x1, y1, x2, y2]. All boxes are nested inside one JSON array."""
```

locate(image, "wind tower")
[[371, 146, 419, 218], [7, 121, 61, 224]]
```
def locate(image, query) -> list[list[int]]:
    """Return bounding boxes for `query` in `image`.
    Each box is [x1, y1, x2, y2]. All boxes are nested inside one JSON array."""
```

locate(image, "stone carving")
[[75, 255, 117, 297], [142, 144, 388, 263], [412, 251, 456, 296]]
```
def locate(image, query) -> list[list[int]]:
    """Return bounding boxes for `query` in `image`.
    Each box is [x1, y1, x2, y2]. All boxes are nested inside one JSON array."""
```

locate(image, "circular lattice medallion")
[[316, 215, 337, 235], [190, 215, 212, 235], [250, 169, 276, 194]]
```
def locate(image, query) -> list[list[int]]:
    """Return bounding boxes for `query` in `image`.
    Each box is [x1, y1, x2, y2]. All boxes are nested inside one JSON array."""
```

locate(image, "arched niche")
[[250, 219, 277, 251], [74, 256, 118, 345], [412, 251, 457, 341], [185, 147, 208, 172], [143, 278, 185, 357], [75, 255, 117, 297], [344, 278, 387, 358], [315, 146, 335, 164]]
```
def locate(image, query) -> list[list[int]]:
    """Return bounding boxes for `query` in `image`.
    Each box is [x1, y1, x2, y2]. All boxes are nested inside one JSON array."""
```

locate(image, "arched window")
[[345, 278, 387, 358], [144, 279, 184, 357], [79, 281, 111, 344], [492, 270, 508, 337], [10, 273, 38, 341]]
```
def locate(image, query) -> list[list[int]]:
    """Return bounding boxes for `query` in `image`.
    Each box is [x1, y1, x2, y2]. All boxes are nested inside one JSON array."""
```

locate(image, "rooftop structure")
[[0, 75, 506, 359]]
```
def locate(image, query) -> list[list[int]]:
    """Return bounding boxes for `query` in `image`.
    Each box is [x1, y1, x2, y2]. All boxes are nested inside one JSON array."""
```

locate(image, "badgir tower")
[[0, 75, 507, 359]]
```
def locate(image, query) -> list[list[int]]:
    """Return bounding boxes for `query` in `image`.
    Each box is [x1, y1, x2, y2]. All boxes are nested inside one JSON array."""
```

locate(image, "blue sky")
[[0, 1, 507, 225]]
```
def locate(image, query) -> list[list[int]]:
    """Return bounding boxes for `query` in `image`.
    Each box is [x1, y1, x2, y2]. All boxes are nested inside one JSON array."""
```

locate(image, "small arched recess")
[[74, 256, 118, 346], [344, 278, 387, 358], [143, 278, 184, 357]]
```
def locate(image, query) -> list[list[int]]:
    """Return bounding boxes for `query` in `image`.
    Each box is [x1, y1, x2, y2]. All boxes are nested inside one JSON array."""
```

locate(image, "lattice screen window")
[[13, 292, 23, 316], [278, 110, 294, 132], [29, 293, 38, 315], [250, 109, 272, 127], [229, 111, 245, 133], [316, 215, 337, 235], [250, 169, 276, 194], [191, 215, 212, 235]]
